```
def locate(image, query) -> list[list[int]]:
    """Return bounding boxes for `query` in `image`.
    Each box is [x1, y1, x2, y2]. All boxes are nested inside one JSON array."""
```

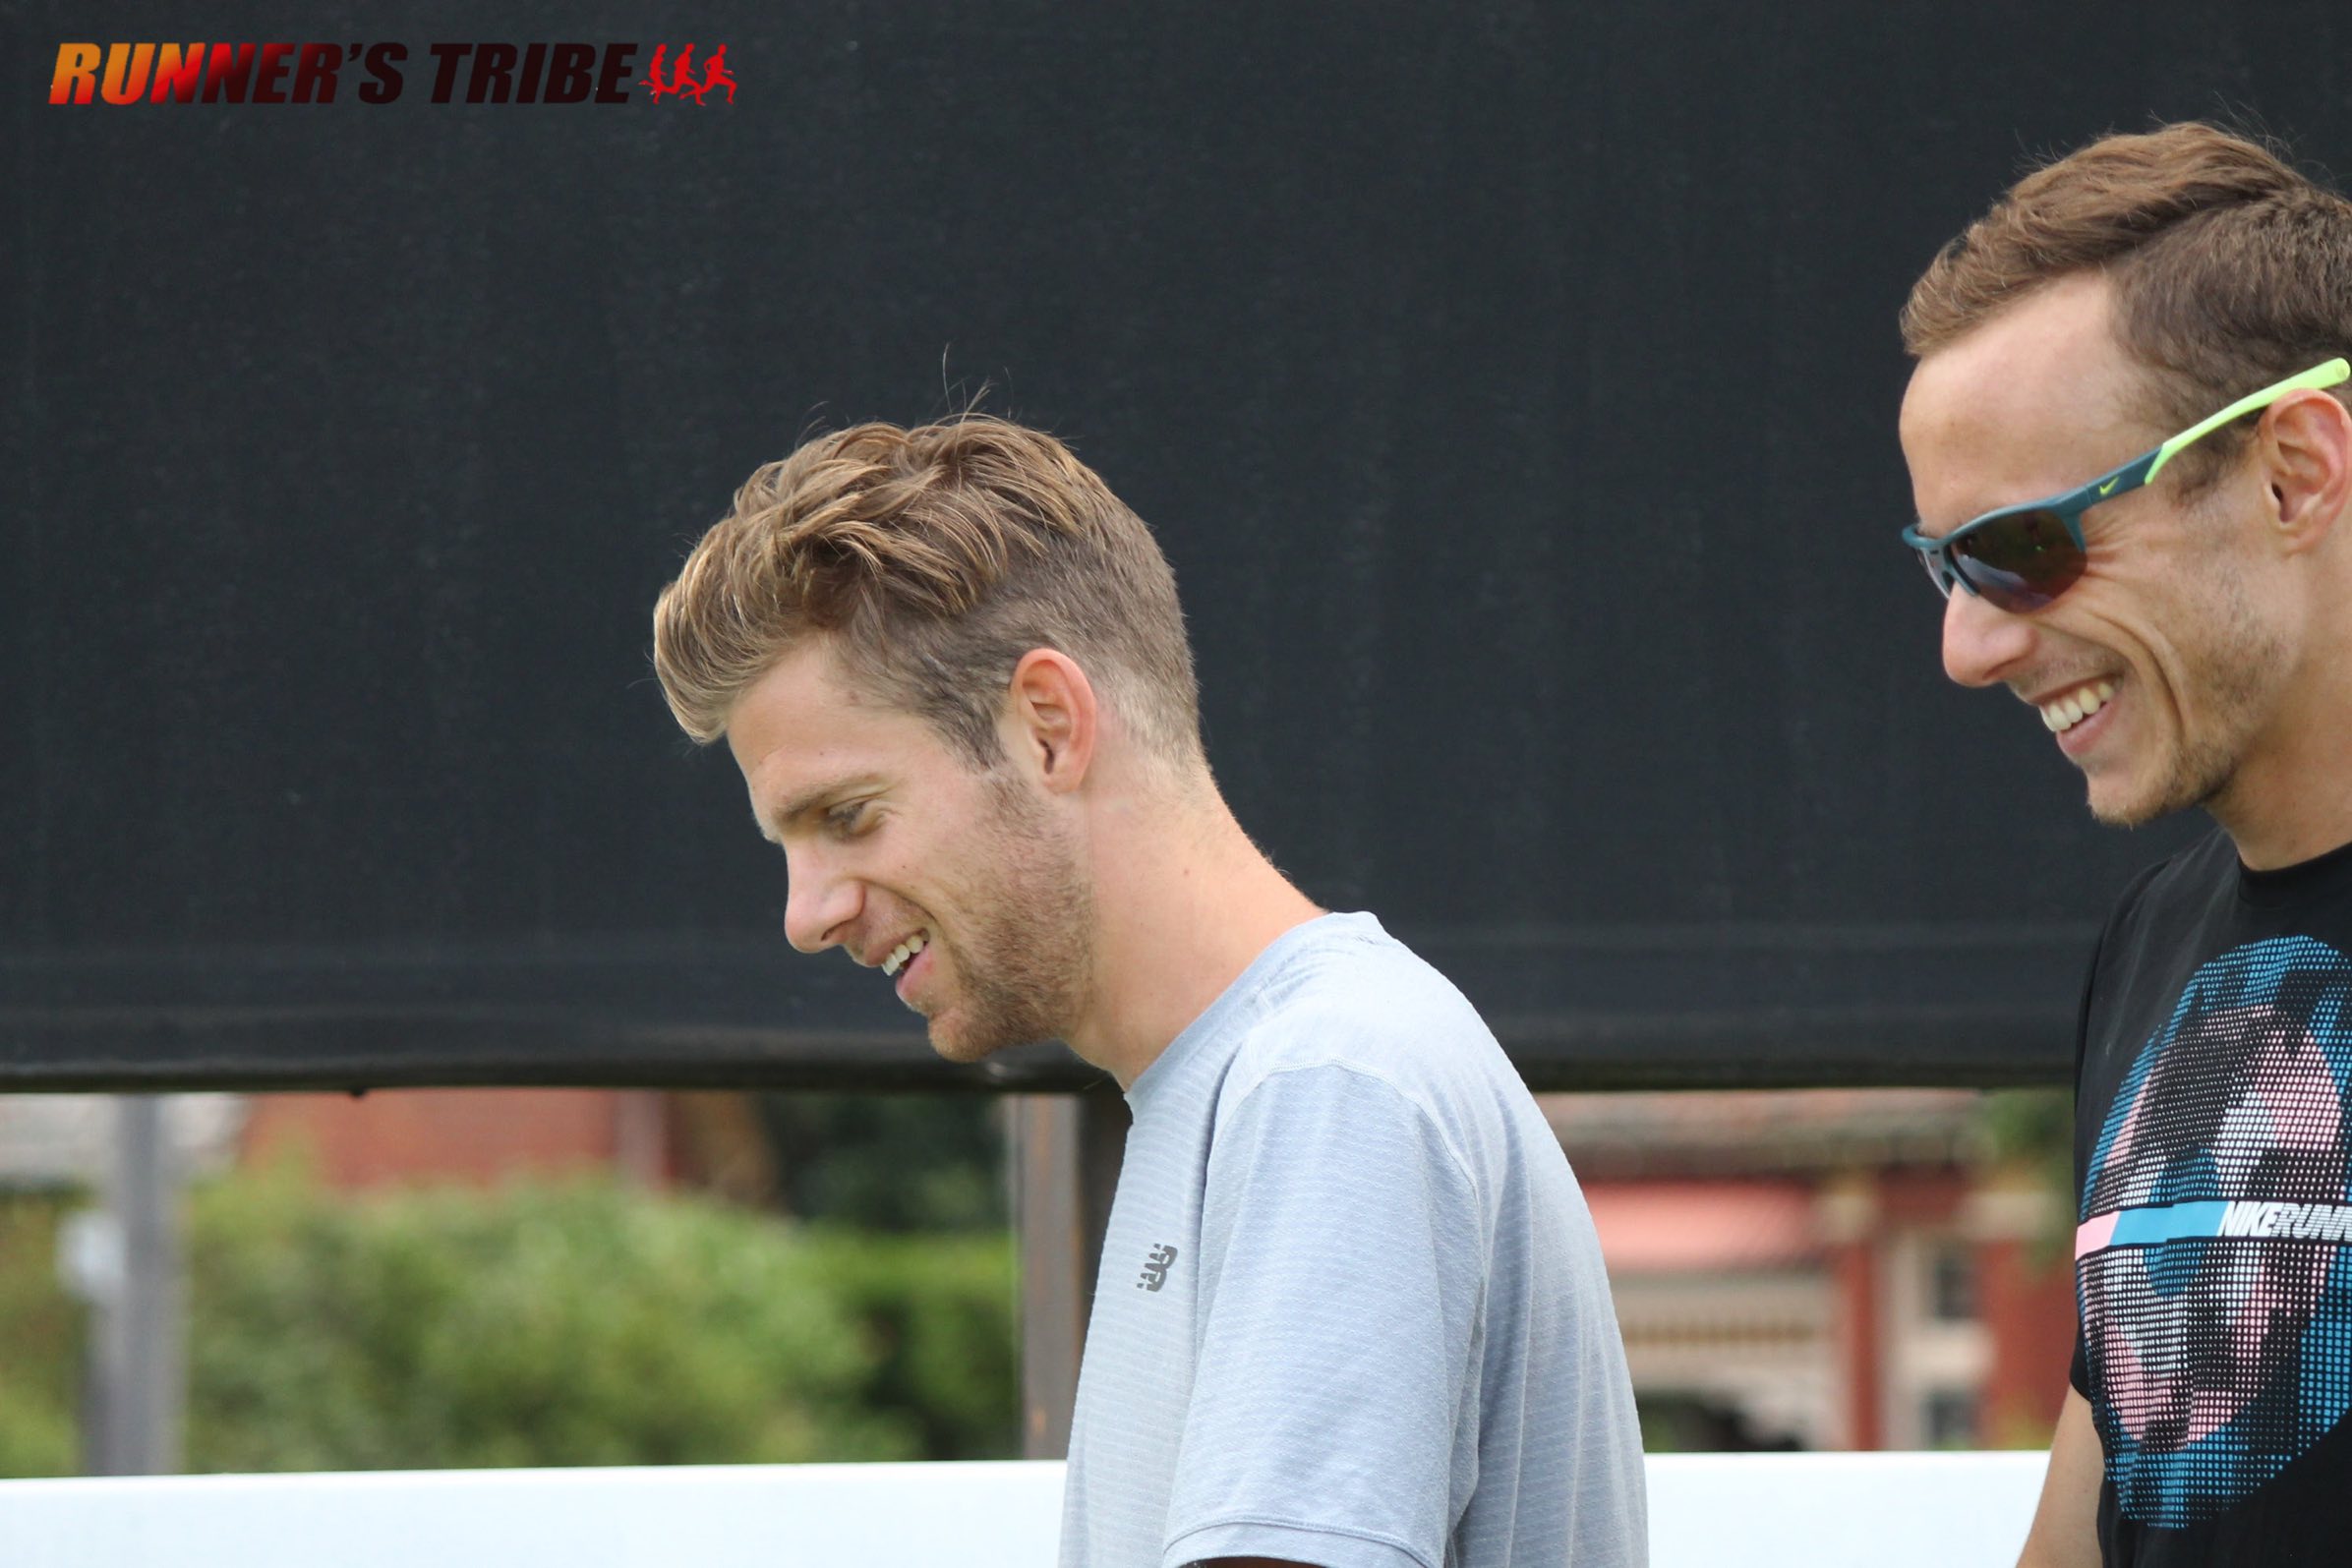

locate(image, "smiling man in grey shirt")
[[654, 414, 1646, 1568]]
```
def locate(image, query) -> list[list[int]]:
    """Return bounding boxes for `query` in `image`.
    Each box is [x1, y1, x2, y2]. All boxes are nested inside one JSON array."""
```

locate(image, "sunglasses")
[[1901, 357, 2351, 612]]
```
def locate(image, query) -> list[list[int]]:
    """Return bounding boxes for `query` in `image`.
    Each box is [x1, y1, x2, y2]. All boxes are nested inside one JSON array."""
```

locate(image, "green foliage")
[[0, 1167, 1021, 1477], [758, 1093, 1009, 1232], [1635, 1393, 1801, 1453], [1981, 1085, 2073, 1172], [1980, 1086, 2076, 1264], [184, 1165, 919, 1472], [796, 1228, 1021, 1460], [0, 1191, 85, 1477]]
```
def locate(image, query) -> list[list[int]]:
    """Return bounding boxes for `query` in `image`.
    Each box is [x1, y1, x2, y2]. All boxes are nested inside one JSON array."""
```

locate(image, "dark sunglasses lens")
[[1954, 509, 2085, 611]]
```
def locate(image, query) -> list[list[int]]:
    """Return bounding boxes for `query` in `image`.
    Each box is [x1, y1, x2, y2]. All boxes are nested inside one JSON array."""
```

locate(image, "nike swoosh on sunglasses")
[[1901, 357, 2351, 613]]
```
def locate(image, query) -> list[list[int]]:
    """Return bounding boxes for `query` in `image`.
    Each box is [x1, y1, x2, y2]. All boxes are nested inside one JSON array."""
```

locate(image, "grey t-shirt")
[[1059, 912, 1646, 1568]]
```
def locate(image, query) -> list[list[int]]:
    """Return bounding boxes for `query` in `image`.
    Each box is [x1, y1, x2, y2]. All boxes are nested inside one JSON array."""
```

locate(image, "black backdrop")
[[7, 2, 2343, 1091]]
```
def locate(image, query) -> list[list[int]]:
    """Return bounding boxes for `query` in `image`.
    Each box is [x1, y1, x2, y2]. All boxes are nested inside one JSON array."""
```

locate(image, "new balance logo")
[[1137, 1243, 1178, 1292]]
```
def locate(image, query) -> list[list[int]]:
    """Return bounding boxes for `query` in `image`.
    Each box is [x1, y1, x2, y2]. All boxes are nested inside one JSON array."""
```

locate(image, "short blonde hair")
[[653, 415, 1202, 769]]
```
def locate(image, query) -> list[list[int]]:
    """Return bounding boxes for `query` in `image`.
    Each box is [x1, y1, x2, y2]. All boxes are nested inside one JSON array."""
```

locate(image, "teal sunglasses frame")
[[1901, 357, 2352, 611]]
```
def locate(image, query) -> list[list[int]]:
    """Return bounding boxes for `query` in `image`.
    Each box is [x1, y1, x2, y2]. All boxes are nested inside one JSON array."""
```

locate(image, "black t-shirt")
[[2071, 826, 2352, 1565]]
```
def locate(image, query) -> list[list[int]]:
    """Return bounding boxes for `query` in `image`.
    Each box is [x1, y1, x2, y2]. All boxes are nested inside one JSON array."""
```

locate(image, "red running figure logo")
[[637, 43, 735, 104]]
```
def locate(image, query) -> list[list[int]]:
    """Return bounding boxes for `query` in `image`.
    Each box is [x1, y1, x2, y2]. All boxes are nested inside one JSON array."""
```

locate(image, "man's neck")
[[1060, 792, 1323, 1090], [2215, 616, 2352, 870], [2219, 769, 2352, 874]]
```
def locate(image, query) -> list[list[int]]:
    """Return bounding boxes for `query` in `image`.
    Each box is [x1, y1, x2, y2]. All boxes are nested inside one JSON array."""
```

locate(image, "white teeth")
[[881, 931, 928, 977], [2039, 682, 2115, 733]]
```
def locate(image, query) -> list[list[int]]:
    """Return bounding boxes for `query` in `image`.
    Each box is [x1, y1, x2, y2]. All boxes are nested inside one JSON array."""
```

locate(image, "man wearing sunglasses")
[[1898, 123, 2352, 1567]]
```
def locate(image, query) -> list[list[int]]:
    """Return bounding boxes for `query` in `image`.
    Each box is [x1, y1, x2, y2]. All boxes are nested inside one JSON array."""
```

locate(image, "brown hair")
[[1903, 122, 2352, 486], [653, 415, 1203, 771]]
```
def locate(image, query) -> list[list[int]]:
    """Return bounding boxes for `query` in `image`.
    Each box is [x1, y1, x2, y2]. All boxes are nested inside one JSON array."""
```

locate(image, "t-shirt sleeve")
[[1160, 1062, 1485, 1568]]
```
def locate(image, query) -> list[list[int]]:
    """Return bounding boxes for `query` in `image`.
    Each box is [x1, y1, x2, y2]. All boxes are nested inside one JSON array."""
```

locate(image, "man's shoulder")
[[2120, 825, 2237, 910], [1242, 919, 1494, 1067], [1215, 916, 1527, 1148], [2091, 826, 2237, 958]]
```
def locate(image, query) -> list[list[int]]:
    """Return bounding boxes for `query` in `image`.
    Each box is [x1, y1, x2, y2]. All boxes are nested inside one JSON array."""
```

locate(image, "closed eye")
[[824, 800, 876, 840]]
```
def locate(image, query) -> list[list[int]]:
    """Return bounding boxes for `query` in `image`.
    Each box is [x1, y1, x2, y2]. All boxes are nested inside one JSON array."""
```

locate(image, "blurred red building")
[[237, 1083, 2076, 1452], [238, 1088, 774, 1203], [1555, 1089, 2077, 1451]]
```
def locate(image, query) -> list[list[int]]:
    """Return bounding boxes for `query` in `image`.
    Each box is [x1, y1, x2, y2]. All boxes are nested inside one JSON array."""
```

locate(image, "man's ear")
[[1003, 649, 1097, 794], [2262, 389, 2352, 553]]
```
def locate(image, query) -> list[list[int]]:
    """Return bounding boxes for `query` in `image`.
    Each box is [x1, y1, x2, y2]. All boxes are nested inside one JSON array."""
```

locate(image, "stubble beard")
[[921, 775, 1096, 1065], [2091, 565, 2290, 830]]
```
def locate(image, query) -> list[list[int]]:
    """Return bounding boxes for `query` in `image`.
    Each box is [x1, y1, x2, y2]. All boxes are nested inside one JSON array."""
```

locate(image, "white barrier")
[[0, 1452, 2046, 1567], [1647, 1453, 2043, 1564]]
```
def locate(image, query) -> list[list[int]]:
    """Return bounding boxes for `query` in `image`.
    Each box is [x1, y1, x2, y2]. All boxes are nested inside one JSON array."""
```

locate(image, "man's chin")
[[924, 1015, 1005, 1066], [2087, 786, 2163, 830], [925, 1012, 1063, 1067], [2081, 752, 2171, 830], [2086, 754, 2233, 831]]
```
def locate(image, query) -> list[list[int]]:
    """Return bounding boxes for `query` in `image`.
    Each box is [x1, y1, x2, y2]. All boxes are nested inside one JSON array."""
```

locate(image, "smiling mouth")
[[881, 931, 929, 977], [2038, 679, 2116, 733]]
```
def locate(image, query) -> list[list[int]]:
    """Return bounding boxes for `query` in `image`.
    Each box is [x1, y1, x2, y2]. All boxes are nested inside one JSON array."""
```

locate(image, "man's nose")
[[782, 853, 860, 955], [1941, 586, 2036, 689]]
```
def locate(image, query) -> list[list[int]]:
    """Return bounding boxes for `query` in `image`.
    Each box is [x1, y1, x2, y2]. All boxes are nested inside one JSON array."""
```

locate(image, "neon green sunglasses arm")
[[2146, 357, 2352, 481]]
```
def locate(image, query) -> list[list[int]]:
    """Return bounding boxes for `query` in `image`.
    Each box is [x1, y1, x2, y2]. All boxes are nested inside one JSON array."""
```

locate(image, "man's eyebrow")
[[756, 778, 880, 842]]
